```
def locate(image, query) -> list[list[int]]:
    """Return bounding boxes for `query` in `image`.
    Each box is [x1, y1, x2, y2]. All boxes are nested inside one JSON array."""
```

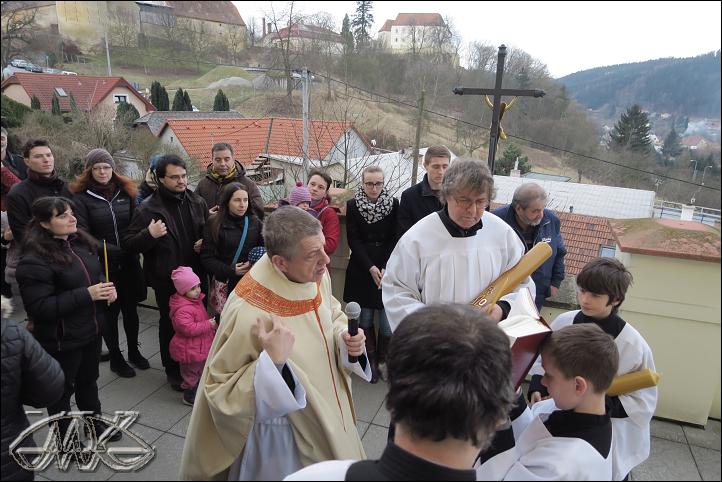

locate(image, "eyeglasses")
[[92, 165, 113, 172], [453, 197, 488, 210], [364, 182, 384, 189]]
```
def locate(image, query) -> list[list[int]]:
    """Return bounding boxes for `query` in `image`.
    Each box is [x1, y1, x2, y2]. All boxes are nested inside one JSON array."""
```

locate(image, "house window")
[[598, 245, 616, 257], [332, 180, 343, 188], [114, 95, 128, 103], [54, 87, 68, 97]]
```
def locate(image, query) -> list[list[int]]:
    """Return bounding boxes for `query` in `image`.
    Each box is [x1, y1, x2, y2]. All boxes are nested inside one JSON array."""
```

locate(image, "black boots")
[[109, 349, 136, 378], [127, 344, 150, 370]]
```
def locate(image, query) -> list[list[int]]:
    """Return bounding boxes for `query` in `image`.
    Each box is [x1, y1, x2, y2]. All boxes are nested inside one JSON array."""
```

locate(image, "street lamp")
[[701, 165, 712, 185], [690, 159, 698, 182]]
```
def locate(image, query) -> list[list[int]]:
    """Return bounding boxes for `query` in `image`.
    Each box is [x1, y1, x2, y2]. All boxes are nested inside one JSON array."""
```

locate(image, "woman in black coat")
[[15, 196, 121, 441], [1, 296, 64, 481], [343, 166, 398, 383], [70, 149, 149, 378], [200, 183, 263, 311]]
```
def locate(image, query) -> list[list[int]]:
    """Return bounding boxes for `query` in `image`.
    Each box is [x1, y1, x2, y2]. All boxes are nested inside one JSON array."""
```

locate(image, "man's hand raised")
[[256, 315, 295, 365]]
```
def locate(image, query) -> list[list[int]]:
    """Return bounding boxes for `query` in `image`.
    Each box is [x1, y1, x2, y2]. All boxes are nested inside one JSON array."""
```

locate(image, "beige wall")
[[616, 250, 721, 425], [2, 84, 32, 107], [97, 86, 151, 117], [57, 1, 108, 47]]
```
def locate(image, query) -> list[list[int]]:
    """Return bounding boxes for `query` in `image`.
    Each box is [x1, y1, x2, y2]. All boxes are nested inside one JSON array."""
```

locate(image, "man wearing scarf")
[[6, 139, 72, 302], [195, 142, 265, 219]]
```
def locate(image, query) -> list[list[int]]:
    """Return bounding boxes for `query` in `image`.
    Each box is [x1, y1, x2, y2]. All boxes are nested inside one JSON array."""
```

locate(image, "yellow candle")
[[103, 240, 109, 283]]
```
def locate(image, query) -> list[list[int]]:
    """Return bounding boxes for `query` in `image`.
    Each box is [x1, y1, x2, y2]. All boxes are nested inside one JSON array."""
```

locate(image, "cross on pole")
[[453, 45, 546, 175]]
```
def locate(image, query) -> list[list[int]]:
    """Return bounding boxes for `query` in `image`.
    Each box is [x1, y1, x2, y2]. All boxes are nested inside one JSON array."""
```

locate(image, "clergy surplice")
[[179, 255, 369, 481]]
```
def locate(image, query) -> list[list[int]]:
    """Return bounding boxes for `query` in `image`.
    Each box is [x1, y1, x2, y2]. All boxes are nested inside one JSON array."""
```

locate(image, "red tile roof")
[[265, 23, 343, 42], [556, 212, 617, 275], [609, 218, 720, 263], [160, 117, 365, 170], [1, 72, 155, 113], [489, 204, 616, 276], [379, 13, 446, 32], [166, 1, 245, 26]]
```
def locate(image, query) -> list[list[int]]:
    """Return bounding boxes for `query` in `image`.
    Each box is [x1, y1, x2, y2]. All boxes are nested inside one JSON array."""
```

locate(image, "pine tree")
[[608, 104, 652, 153], [341, 14, 355, 54], [352, 1, 374, 48], [160, 86, 169, 111], [150, 81, 162, 110], [30, 95, 41, 110], [116, 101, 140, 127], [172, 88, 186, 111], [51, 94, 61, 115], [495, 143, 531, 176], [213, 89, 229, 111], [68, 92, 79, 113], [183, 90, 193, 111], [662, 127, 682, 162]]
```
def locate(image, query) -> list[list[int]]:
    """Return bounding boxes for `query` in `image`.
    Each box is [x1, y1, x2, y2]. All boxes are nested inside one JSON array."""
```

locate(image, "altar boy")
[[477, 323, 617, 480]]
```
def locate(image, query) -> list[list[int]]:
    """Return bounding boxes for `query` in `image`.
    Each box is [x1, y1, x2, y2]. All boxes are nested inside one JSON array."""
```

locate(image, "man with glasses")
[[124, 155, 208, 390], [382, 159, 534, 331]]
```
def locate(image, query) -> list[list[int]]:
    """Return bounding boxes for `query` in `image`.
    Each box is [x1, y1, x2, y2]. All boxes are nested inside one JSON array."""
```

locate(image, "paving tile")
[[362, 424, 390, 460], [651, 418, 687, 444], [98, 371, 167, 415], [684, 420, 721, 451], [97, 361, 119, 390], [632, 437, 701, 481], [130, 387, 192, 432], [350, 375, 388, 423], [371, 402, 391, 428], [356, 421, 370, 439], [107, 432, 185, 481], [118, 324, 160, 357], [167, 412, 191, 438], [690, 445, 721, 481]]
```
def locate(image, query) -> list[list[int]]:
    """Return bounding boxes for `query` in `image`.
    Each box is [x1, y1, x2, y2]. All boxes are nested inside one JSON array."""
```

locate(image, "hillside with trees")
[[559, 51, 721, 118]]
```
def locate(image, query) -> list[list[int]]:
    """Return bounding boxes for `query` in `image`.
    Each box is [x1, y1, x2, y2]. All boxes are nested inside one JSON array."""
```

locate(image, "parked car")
[[42, 68, 62, 74], [25, 63, 43, 73], [10, 59, 29, 68], [61, 70, 78, 76]]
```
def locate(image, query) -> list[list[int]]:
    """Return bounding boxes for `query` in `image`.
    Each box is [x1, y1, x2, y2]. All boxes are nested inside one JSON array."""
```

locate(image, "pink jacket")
[[169, 293, 215, 364]]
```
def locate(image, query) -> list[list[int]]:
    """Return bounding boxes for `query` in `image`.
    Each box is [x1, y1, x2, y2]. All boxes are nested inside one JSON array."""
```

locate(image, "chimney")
[[569, 205, 574, 213], [268, 22, 272, 34], [262, 17, 266, 37], [681, 204, 695, 221]]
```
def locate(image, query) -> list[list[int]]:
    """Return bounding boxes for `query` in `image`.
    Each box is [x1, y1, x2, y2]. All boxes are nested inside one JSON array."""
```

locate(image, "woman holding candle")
[[70, 149, 149, 378], [16, 196, 122, 441]]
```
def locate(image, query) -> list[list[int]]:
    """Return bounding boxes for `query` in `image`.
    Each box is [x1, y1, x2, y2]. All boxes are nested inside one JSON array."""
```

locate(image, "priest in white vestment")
[[382, 159, 535, 330], [179, 207, 371, 481]]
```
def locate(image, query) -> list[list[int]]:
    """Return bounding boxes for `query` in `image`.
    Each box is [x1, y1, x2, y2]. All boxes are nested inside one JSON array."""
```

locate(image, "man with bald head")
[[493, 183, 567, 310]]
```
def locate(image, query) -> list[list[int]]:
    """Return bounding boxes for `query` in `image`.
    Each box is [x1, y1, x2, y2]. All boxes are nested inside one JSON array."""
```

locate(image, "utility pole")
[[453, 45, 545, 175], [301, 68, 310, 183], [104, 33, 112, 76], [411, 89, 426, 186]]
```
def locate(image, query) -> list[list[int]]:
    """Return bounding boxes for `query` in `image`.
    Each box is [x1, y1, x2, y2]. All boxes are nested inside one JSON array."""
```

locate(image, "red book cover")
[[498, 289, 551, 390]]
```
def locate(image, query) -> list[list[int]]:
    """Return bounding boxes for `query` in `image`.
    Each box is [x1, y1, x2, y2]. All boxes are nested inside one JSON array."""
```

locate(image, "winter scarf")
[[354, 184, 394, 224]]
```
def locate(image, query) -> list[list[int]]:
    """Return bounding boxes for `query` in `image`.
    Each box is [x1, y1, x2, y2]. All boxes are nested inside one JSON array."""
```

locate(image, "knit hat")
[[289, 181, 311, 206], [247, 246, 266, 265], [171, 266, 201, 295], [84, 148, 116, 170]]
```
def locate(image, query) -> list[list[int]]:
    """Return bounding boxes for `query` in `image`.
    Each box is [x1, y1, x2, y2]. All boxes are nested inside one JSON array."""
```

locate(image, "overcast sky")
[[231, 1, 721, 78]]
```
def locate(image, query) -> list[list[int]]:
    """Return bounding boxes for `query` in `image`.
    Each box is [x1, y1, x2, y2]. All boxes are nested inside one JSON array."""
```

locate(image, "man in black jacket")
[[5, 139, 71, 308], [123, 155, 207, 390], [396, 145, 451, 238], [194, 142, 264, 219]]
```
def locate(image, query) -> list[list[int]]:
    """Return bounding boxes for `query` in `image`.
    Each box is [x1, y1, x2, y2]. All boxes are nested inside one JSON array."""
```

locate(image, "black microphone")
[[345, 302, 361, 363]]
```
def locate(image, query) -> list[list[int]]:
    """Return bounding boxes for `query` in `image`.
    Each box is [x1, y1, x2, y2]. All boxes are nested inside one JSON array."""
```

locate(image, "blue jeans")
[[359, 308, 392, 338]]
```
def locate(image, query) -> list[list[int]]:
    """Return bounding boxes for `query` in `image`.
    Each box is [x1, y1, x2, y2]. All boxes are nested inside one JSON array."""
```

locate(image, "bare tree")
[[1, 6, 38, 66], [225, 23, 246, 65], [158, 9, 179, 47], [246, 16, 258, 47], [466, 41, 496, 72], [178, 19, 213, 73], [267, 1, 299, 97], [107, 5, 138, 48]]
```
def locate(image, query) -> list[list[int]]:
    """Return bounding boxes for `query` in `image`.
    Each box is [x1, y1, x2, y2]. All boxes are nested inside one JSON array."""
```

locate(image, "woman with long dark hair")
[[70, 149, 149, 378], [200, 182, 263, 313], [16, 196, 121, 440]]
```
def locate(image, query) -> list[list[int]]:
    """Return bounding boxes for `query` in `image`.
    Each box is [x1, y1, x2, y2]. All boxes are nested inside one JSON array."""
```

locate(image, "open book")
[[497, 288, 551, 389]]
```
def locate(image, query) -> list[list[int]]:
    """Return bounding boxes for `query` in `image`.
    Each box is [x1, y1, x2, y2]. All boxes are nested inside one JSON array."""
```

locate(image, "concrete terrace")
[[16, 306, 720, 481]]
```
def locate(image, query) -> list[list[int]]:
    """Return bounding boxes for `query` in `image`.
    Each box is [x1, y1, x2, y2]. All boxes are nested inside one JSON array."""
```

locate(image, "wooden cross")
[[453, 45, 546, 175]]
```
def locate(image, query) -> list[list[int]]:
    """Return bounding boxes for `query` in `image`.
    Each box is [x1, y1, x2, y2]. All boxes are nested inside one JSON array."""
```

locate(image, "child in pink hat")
[[279, 181, 312, 210], [169, 266, 216, 406]]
